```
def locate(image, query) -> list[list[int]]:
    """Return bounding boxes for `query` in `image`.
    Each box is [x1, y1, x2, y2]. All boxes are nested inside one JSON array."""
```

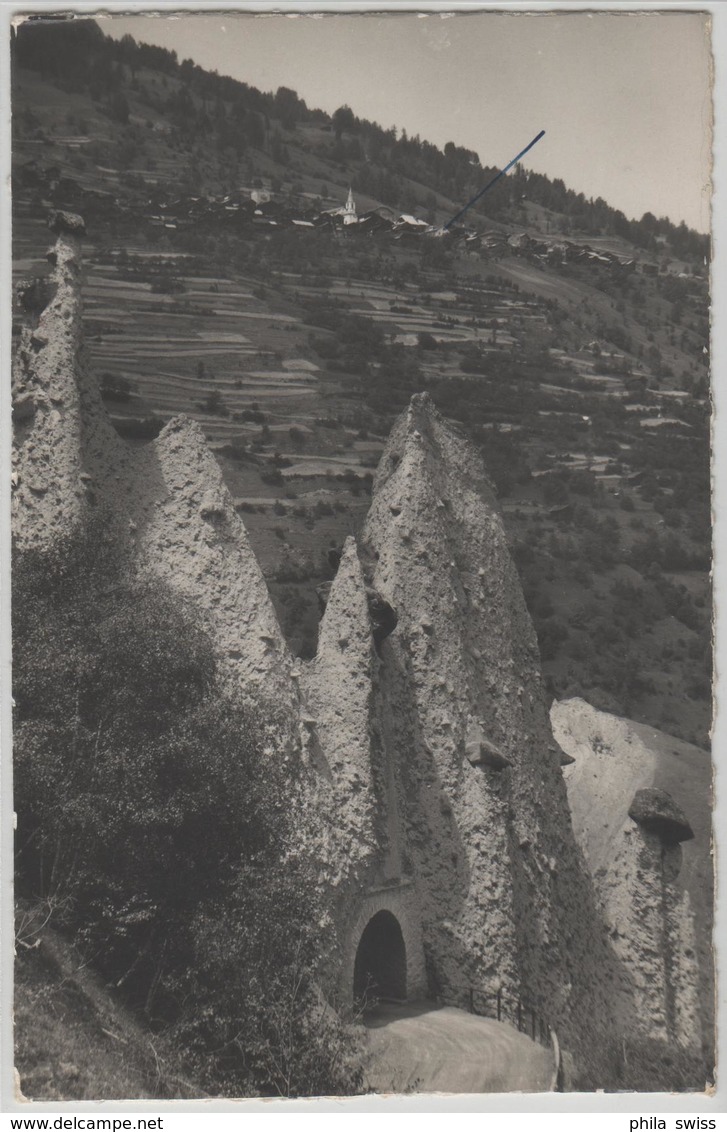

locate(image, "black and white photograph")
[[5, 5, 718, 1105]]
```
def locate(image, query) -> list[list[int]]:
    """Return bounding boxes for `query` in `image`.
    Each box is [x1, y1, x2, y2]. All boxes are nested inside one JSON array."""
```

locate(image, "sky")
[[100, 11, 712, 232]]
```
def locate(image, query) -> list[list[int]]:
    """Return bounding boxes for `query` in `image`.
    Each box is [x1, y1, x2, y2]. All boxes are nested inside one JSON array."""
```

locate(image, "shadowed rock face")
[[12, 229, 705, 1079]]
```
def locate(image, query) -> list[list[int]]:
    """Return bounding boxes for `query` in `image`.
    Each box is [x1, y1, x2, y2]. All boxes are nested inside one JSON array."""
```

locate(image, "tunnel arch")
[[340, 884, 427, 1011], [353, 910, 407, 1004]]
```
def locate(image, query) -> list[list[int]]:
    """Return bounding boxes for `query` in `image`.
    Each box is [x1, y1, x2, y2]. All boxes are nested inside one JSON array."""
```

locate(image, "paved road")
[[363, 1001, 556, 1095]]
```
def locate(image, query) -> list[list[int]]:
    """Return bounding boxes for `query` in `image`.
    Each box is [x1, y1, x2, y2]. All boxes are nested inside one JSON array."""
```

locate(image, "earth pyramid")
[[12, 220, 704, 1084]]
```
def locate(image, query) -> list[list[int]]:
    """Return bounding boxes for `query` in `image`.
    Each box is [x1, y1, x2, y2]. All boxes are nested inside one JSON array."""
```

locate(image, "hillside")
[[15, 919, 556, 1099], [11, 204, 713, 1097], [15, 908, 204, 1102], [10, 17, 712, 748]]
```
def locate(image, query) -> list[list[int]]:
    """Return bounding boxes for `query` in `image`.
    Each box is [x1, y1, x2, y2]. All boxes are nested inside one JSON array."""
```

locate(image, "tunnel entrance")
[[353, 910, 407, 1006]]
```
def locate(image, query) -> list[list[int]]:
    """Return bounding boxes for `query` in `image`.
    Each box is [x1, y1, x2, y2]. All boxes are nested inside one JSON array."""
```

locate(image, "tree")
[[332, 105, 355, 141], [174, 866, 363, 1096], [274, 85, 304, 129], [13, 523, 363, 1097], [201, 389, 228, 416]]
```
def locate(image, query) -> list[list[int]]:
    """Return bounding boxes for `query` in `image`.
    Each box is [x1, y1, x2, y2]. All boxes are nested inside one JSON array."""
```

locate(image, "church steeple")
[[343, 187, 357, 225]]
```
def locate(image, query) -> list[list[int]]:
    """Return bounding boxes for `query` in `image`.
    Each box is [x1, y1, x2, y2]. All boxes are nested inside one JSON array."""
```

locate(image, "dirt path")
[[362, 1001, 556, 1095]]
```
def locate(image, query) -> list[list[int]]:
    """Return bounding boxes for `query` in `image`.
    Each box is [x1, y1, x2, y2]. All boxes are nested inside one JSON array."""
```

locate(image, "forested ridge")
[[12, 16, 708, 256]]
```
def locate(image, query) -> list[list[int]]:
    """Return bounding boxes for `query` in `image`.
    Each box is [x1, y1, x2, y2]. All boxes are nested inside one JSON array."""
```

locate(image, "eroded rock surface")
[[12, 232, 120, 548], [553, 698, 707, 1052], [359, 394, 625, 1063], [12, 230, 293, 710], [302, 539, 379, 878]]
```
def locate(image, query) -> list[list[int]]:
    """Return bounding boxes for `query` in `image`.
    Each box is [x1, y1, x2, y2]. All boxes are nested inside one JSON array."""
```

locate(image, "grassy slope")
[[14, 909, 204, 1102]]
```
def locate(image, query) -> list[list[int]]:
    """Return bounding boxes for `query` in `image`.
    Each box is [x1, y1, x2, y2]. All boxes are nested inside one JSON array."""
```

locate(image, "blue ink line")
[[444, 129, 546, 230]]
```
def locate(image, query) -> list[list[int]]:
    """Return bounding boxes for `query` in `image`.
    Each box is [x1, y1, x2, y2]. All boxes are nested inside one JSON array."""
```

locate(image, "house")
[[392, 214, 429, 241], [356, 210, 394, 235]]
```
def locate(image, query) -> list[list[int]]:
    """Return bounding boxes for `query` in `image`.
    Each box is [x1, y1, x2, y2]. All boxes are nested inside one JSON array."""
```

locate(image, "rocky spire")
[[12, 224, 130, 551], [362, 392, 617, 1055], [553, 698, 704, 1051], [129, 416, 294, 706], [600, 818, 701, 1047], [301, 537, 379, 880], [12, 216, 294, 710]]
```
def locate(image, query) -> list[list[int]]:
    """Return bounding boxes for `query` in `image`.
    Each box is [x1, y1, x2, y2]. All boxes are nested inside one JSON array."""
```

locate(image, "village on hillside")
[[15, 157, 710, 280], [11, 136, 712, 752]]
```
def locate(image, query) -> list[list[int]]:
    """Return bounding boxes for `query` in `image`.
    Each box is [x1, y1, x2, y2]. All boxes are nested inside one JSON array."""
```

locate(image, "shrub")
[[173, 867, 363, 1097], [199, 390, 228, 416], [150, 275, 185, 295], [13, 523, 363, 1097], [239, 409, 266, 424], [219, 440, 251, 463]]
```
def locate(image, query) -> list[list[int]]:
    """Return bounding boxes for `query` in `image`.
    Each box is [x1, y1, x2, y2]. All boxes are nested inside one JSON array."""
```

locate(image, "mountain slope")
[[11, 16, 712, 747]]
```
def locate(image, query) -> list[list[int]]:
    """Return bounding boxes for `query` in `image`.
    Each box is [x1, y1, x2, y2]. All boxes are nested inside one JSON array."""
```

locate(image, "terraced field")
[[12, 204, 712, 746]]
